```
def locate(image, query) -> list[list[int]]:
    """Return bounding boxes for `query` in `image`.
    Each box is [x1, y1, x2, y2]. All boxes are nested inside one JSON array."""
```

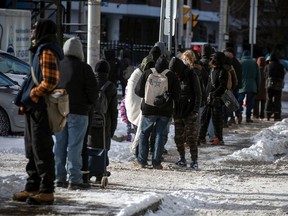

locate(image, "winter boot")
[[26, 193, 54, 205], [236, 116, 242, 124], [13, 190, 39, 202], [82, 171, 90, 184], [175, 153, 187, 167], [246, 117, 253, 123], [190, 160, 199, 170], [211, 137, 225, 145]]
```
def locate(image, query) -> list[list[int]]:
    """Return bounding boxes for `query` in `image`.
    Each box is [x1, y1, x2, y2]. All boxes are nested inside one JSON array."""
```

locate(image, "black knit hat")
[[155, 55, 169, 73], [224, 47, 235, 55], [94, 59, 110, 73]]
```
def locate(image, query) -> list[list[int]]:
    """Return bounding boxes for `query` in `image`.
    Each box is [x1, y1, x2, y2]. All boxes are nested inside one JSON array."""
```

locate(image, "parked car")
[[0, 50, 30, 85], [0, 72, 25, 136]]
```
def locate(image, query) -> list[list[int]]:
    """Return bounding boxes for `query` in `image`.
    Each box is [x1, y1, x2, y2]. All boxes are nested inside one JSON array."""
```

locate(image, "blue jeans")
[[208, 118, 215, 141], [138, 115, 170, 166], [238, 92, 255, 118], [54, 114, 88, 184]]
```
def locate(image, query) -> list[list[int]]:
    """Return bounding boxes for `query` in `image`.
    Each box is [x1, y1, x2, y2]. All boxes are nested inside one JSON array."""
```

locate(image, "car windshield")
[[0, 72, 18, 87], [0, 54, 30, 75]]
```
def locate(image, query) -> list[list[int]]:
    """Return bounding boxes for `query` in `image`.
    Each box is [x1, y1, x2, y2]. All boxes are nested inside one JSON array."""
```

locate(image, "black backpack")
[[91, 81, 111, 128]]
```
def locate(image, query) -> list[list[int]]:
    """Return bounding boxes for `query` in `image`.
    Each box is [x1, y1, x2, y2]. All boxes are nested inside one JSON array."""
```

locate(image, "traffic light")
[[183, 5, 190, 25], [192, 14, 199, 27]]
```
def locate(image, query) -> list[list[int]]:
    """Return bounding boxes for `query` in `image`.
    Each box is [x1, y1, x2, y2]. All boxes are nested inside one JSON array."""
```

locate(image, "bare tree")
[[229, 0, 288, 56]]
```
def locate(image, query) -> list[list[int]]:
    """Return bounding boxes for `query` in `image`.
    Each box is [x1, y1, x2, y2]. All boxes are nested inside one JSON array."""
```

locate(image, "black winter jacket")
[[169, 57, 202, 118], [59, 56, 98, 115], [135, 68, 181, 117], [96, 73, 118, 138]]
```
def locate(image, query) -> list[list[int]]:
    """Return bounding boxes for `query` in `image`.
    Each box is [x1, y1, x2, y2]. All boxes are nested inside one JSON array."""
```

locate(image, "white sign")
[[0, 9, 31, 63]]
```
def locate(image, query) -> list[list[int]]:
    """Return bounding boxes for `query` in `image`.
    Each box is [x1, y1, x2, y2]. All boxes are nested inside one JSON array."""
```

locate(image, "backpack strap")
[[161, 69, 170, 76], [100, 80, 112, 91], [150, 68, 156, 73], [150, 68, 170, 76]]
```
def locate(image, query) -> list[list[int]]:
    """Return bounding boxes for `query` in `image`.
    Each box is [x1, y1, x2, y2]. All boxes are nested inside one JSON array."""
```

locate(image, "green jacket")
[[239, 56, 260, 94]]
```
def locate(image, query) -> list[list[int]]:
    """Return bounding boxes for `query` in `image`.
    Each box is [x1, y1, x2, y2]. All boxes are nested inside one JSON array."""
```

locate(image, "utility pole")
[[178, 0, 183, 49], [159, 0, 165, 42], [167, 0, 173, 52], [55, 0, 63, 45], [87, 0, 101, 70], [185, 0, 192, 48], [249, 0, 258, 58], [218, 0, 228, 52]]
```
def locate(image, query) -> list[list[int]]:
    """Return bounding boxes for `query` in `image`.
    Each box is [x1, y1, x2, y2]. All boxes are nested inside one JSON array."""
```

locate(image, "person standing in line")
[[54, 37, 98, 190], [170, 56, 202, 169], [200, 45, 216, 143], [198, 52, 228, 145], [264, 53, 285, 121], [135, 56, 180, 169], [223, 47, 243, 125], [13, 19, 64, 205], [253, 56, 267, 119], [126, 46, 162, 157], [119, 49, 132, 97], [238, 50, 260, 123], [88, 59, 118, 183]]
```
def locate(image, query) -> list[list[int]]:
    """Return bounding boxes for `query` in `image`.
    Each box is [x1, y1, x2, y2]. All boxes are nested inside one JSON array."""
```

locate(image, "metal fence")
[[81, 40, 154, 67], [100, 41, 154, 66]]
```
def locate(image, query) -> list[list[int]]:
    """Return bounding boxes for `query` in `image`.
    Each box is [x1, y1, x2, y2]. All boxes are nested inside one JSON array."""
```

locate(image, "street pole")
[[178, 0, 183, 49], [159, 0, 165, 42], [87, 0, 101, 70], [249, 0, 258, 58], [167, 0, 173, 52], [218, 0, 228, 52], [185, 0, 192, 48]]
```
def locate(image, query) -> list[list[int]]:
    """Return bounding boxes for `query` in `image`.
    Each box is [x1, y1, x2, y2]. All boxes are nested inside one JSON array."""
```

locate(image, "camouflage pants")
[[174, 112, 199, 161]]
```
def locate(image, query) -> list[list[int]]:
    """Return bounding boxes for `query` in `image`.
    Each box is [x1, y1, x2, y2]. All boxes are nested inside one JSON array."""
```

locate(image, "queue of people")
[[12, 18, 286, 206]]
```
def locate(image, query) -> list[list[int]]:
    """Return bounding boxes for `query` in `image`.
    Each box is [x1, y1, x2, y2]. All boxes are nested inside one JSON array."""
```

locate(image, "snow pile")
[[226, 119, 288, 162]]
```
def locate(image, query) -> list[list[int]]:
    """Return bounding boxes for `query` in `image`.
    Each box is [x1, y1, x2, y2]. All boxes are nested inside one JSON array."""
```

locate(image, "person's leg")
[[138, 115, 155, 166], [24, 113, 41, 191], [246, 92, 255, 122], [30, 109, 55, 194], [265, 89, 273, 120], [184, 112, 199, 168], [67, 114, 88, 184], [198, 105, 212, 142], [54, 124, 69, 184], [126, 121, 132, 141], [260, 99, 266, 119], [130, 115, 143, 158], [273, 90, 282, 120], [236, 92, 245, 124], [222, 106, 229, 128], [174, 116, 186, 165], [207, 118, 215, 142], [211, 103, 224, 144], [149, 124, 156, 153], [253, 99, 260, 119], [152, 116, 170, 166]]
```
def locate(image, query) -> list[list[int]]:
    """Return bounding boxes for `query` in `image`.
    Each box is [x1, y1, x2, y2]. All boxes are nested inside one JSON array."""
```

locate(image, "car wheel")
[[0, 108, 10, 136]]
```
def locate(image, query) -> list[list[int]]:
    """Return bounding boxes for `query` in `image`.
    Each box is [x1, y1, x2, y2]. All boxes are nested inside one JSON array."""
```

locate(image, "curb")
[[131, 198, 163, 216]]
